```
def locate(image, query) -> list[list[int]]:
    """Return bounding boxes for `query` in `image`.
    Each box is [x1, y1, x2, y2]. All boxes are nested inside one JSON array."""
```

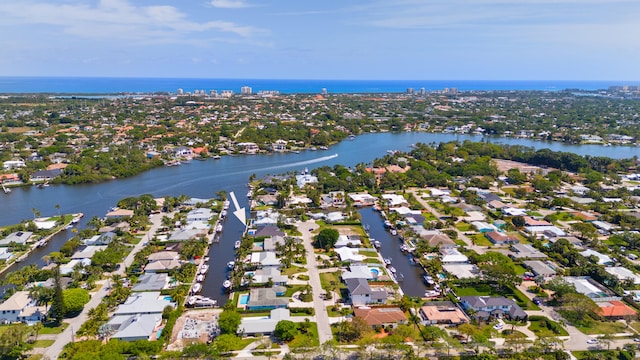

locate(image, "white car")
[[493, 323, 504, 330], [586, 339, 599, 344]]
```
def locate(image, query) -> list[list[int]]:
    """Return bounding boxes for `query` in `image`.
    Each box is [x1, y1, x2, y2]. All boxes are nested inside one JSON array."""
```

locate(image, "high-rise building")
[[420, 88, 426, 95], [321, 88, 328, 95], [407, 88, 414, 94], [241, 86, 253, 95], [177, 88, 184, 95]]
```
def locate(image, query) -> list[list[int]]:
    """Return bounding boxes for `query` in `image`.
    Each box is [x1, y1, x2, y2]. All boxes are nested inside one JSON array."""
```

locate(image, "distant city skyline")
[[0, 0, 639, 80]]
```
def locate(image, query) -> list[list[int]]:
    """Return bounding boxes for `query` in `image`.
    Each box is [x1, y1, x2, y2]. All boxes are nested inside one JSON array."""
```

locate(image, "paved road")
[[297, 220, 333, 345], [43, 213, 165, 359]]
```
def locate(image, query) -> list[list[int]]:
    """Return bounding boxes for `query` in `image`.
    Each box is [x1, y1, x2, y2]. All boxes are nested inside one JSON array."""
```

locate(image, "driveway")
[[297, 220, 333, 344], [43, 212, 166, 359]]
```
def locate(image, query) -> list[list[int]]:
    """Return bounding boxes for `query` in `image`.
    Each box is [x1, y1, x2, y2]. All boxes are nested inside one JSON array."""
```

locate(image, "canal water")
[[360, 207, 428, 298], [2, 132, 639, 296]]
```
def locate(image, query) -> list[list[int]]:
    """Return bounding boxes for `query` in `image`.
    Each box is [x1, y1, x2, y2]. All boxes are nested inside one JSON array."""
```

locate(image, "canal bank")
[[2, 132, 639, 281], [359, 207, 428, 297]]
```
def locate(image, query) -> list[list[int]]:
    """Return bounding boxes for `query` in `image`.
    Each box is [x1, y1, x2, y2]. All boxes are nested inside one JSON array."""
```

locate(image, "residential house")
[[108, 313, 163, 341], [459, 296, 528, 321], [472, 221, 499, 233], [563, 276, 615, 301], [421, 231, 455, 248], [335, 247, 365, 263], [246, 287, 289, 311], [345, 278, 388, 306], [168, 228, 205, 241], [105, 209, 135, 219], [597, 301, 637, 319], [335, 235, 362, 248], [342, 265, 384, 281], [485, 231, 520, 245], [0, 291, 47, 324], [580, 249, 613, 265], [30, 169, 63, 182], [253, 225, 285, 238], [522, 261, 557, 278], [84, 231, 116, 246], [353, 307, 408, 328], [147, 251, 180, 262], [250, 252, 281, 267], [381, 194, 407, 207], [186, 208, 214, 222], [419, 301, 469, 325], [238, 308, 291, 335], [145, 259, 181, 272], [605, 267, 640, 285], [348, 193, 377, 207], [113, 292, 176, 316], [132, 273, 170, 292], [509, 244, 547, 259], [0, 231, 32, 247], [440, 247, 468, 264], [247, 267, 288, 285]]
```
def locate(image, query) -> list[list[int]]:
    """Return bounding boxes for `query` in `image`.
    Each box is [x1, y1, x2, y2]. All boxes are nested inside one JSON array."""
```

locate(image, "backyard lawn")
[[454, 285, 540, 310]]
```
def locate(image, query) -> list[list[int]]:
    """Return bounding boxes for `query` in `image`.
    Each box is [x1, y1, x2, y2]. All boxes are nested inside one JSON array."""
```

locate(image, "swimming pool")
[[369, 267, 381, 278], [239, 294, 250, 305], [163, 296, 173, 301]]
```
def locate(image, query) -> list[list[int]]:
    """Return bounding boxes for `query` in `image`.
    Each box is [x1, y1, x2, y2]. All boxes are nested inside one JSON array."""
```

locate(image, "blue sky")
[[0, 0, 638, 80]]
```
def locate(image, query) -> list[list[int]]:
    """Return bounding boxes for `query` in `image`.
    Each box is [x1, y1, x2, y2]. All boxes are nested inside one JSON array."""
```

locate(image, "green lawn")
[[289, 322, 319, 349], [284, 285, 307, 297], [528, 317, 569, 337], [319, 271, 345, 293], [32, 340, 55, 348], [423, 212, 438, 221], [470, 234, 493, 246], [455, 223, 472, 232], [39, 323, 68, 335], [281, 265, 306, 276], [359, 250, 379, 258], [575, 320, 627, 335]]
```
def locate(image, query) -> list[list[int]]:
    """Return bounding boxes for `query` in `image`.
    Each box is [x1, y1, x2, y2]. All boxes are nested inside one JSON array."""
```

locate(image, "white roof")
[[580, 249, 613, 265], [114, 292, 175, 315], [440, 247, 468, 263], [335, 235, 362, 248], [342, 265, 378, 280], [71, 245, 107, 260], [335, 247, 365, 262], [382, 194, 407, 206], [472, 221, 497, 231], [502, 207, 528, 216], [390, 206, 421, 215], [443, 264, 478, 279], [605, 267, 640, 284]]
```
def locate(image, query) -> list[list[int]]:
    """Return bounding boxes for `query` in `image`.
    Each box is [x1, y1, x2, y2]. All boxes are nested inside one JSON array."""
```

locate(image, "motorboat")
[[223, 200, 230, 209], [188, 295, 217, 307], [400, 244, 410, 252], [203, 256, 210, 262], [373, 240, 381, 249], [192, 283, 202, 293], [227, 261, 235, 270], [216, 224, 223, 232], [220, 210, 227, 218], [196, 274, 204, 282], [222, 280, 232, 289], [388, 266, 396, 274], [234, 240, 241, 249], [247, 190, 253, 198], [390, 229, 397, 236], [199, 264, 209, 274], [384, 258, 392, 265], [383, 220, 392, 228]]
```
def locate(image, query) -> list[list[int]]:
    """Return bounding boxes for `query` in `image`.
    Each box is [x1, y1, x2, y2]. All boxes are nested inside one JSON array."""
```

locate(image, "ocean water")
[[0, 77, 632, 94]]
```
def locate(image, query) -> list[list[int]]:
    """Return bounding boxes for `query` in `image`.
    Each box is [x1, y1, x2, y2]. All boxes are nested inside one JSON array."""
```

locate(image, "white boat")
[[200, 264, 209, 274], [203, 256, 210, 262], [373, 240, 381, 249], [216, 224, 223, 232], [222, 280, 232, 289], [221, 210, 227, 218], [196, 274, 204, 282], [319, 146, 328, 150], [35, 239, 47, 248], [188, 296, 198, 306], [64, 225, 73, 230], [192, 283, 202, 293], [384, 220, 392, 228], [188, 295, 217, 307], [384, 258, 392, 265], [223, 200, 230, 209], [234, 240, 241, 249], [227, 261, 235, 270], [247, 190, 253, 198], [390, 229, 397, 236], [400, 244, 410, 252], [388, 266, 396, 274], [213, 155, 221, 159], [71, 217, 80, 224]]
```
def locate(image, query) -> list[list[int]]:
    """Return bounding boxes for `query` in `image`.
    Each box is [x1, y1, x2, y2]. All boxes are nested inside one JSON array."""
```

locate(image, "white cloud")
[[210, 0, 251, 9], [0, 0, 262, 43]]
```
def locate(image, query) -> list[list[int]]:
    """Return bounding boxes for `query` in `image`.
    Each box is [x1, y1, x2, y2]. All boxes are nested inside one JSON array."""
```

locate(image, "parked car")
[[587, 339, 599, 344]]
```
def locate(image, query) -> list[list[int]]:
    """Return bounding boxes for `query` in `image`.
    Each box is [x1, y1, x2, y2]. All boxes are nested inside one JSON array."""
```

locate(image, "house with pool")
[[243, 287, 289, 311]]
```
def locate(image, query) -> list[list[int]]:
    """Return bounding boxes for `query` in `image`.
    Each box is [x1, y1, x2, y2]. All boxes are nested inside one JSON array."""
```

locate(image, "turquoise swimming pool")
[[369, 267, 381, 278], [239, 294, 250, 305]]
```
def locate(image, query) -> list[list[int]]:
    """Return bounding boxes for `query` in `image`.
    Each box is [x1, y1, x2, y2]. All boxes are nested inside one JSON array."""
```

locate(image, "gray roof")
[[238, 308, 290, 335], [345, 277, 371, 296], [461, 296, 516, 309], [109, 314, 161, 341], [247, 287, 289, 308], [114, 292, 175, 315], [523, 260, 557, 277], [0, 231, 33, 246], [253, 226, 285, 238], [132, 273, 169, 292], [169, 229, 204, 241]]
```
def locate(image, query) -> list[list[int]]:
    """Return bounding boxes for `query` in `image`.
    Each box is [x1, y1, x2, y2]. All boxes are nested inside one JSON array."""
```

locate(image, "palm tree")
[[32, 207, 41, 220]]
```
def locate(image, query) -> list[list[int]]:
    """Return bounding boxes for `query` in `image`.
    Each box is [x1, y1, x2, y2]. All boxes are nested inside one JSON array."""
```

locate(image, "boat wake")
[[256, 153, 338, 173], [143, 153, 339, 195]]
